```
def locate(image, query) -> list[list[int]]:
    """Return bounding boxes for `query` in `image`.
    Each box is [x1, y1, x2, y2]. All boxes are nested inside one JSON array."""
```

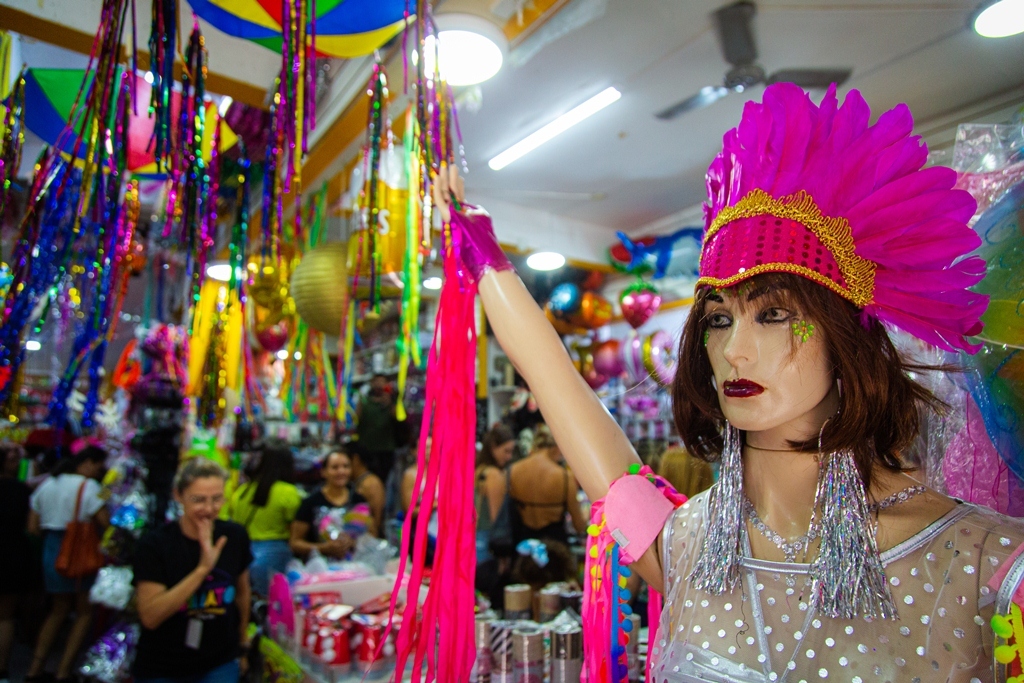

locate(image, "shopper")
[[474, 424, 515, 563], [0, 443, 32, 683], [348, 447, 385, 537], [26, 445, 108, 683], [355, 375, 398, 483], [290, 450, 372, 560], [133, 458, 252, 683], [656, 446, 714, 499], [227, 440, 302, 595], [505, 425, 586, 549]]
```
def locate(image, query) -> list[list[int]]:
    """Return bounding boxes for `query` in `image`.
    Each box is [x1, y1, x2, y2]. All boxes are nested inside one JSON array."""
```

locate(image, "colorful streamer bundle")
[[387, 212, 479, 683], [0, 0, 134, 411], [395, 107, 424, 422], [147, 0, 177, 171], [276, 0, 316, 192], [361, 60, 389, 313], [583, 465, 687, 683], [0, 67, 26, 228], [48, 178, 141, 430]]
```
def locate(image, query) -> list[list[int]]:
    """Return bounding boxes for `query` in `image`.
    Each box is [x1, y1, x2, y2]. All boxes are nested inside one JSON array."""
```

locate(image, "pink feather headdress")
[[699, 83, 988, 353]]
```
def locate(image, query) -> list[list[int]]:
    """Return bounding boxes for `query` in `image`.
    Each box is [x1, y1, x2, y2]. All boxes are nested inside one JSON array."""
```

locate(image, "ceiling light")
[[218, 96, 233, 116], [526, 252, 566, 271], [143, 71, 154, 85], [422, 14, 507, 86], [423, 276, 443, 290], [276, 349, 289, 360], [25, 340, 41, 351], [206, 262, 233, 282], [294, 351, 303, 361], [489, 87, 622, 171], [973, 0, 1024, 37]]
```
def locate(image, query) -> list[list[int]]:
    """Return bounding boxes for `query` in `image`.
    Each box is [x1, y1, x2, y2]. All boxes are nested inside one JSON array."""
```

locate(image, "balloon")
[[620, 282, 662, 329], [593, 339, 624, 377], [256, 320, 291, 353], [548, 282, 582, 319], [620, 332, 648, 384], [578, 292, 613, 329], [642, 330, 677, 387], [572, 338, 609, 390], [545, 303, 585, 336]]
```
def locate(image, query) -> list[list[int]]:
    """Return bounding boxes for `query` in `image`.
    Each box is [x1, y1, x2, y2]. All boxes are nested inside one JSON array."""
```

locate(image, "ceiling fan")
[[656, 1, 852, 120]]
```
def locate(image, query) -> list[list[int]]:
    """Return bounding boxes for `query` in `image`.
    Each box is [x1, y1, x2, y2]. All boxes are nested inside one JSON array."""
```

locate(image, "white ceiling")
[[457, 0, 1024, 233]]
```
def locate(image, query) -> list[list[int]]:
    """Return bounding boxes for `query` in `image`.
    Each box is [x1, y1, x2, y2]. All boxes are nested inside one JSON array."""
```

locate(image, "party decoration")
[[791, 320, 815, 342], [290, 242, 349, 334], [0, 65, 25, 226], [971, 181, 1024, 348], [79, 622, 140, 683], [186, 0, 410, 59], [641, 330, 677, 387], [619, 281, 661, 329], [255, 319, 291, 353], [578, 291, 613, 329], [610, 227, 703, 278], [548, 282, 582, 319], [584, 466, 687, 683], [620, 333, 646, 385], [592, 339, 624, 378], [571, 338, 609, 390]]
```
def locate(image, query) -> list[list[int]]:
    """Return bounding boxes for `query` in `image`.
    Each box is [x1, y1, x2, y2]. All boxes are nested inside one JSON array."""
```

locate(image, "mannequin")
[[434, 83, 1024, 682]]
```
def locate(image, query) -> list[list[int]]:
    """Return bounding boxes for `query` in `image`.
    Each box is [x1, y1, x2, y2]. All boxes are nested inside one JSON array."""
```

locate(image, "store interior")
[[0, 0, 1023, 682]]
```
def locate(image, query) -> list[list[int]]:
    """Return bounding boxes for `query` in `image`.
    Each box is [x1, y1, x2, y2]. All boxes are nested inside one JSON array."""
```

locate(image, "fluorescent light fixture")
[[206, 262, 233, 282], [276, 349, 289, 360], [293, 351, 303, 361], [25, 340, 42, 351], [526, 252, 566, 271], [489, 87, 622, 170], [973, 0, 1024, 37], [421, 14, 507, 86], [218, 96, 234, 116], [423, 276, 443, 290]]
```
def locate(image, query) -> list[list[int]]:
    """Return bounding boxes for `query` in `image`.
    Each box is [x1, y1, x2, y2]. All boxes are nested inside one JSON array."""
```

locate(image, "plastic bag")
[[79, 622, 140, 683], [89, 566, 134, 610]]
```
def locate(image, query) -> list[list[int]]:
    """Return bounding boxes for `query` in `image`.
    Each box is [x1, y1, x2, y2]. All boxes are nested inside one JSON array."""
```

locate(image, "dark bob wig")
[[672, 272, 946, 491]]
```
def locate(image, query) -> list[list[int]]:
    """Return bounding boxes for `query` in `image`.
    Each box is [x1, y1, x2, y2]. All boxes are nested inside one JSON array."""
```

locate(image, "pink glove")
[[604, 474, 677, 564], [449, 205, 514, 283]]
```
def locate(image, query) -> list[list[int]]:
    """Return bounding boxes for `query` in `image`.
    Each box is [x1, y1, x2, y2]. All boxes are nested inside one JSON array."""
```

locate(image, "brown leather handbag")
[[55, 481, 105, 578]]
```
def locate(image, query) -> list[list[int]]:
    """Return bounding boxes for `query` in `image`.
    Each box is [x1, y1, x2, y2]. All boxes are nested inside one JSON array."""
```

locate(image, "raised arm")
[[434, 169, 664, 590]]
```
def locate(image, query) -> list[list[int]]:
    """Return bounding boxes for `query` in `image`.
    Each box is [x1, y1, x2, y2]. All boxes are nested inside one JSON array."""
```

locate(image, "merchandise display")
[[1, 2, 1022, 683]]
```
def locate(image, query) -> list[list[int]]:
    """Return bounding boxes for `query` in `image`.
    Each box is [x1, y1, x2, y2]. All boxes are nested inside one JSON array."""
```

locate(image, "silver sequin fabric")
[[649, 492, 1024, 683]]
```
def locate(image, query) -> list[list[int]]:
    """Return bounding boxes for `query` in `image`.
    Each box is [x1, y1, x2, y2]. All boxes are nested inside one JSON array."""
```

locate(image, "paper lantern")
[[290, 242, 349, 335]]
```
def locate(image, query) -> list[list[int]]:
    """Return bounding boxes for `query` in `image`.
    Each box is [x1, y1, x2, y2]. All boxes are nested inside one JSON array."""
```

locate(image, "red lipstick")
[[723, 379, 765, 398]]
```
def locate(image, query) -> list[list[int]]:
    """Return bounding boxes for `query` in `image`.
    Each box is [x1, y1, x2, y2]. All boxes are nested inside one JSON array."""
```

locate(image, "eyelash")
[[705, 307, 794, 330]]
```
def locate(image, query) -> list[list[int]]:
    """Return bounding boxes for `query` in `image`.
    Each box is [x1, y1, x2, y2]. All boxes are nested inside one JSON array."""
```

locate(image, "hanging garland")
[[0, 68, 26, 230], [147, 0, 177, 172]]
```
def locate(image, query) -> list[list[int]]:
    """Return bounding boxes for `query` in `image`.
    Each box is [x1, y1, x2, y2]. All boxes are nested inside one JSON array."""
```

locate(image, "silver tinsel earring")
[[689, 422, 744, 595], [810, 419, 898, 620]]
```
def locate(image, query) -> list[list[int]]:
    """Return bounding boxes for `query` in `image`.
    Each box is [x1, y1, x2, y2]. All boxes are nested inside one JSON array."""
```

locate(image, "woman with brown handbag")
[[26, 444, 108, 683]]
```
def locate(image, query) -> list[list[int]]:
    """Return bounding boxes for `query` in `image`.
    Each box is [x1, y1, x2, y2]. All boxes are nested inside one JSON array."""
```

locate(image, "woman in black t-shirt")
[[290, 449, 374, 560], [133, 459, 252, 683]]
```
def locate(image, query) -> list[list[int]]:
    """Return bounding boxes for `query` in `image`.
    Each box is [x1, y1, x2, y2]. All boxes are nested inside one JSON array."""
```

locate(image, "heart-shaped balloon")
[[620, 282, 661, 330], [593, 339, 624, 377]]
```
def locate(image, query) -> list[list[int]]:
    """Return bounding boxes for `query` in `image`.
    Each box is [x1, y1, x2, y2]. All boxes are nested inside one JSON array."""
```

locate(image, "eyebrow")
[[706, 292, 724, 303], [746, 285, 778, 302]]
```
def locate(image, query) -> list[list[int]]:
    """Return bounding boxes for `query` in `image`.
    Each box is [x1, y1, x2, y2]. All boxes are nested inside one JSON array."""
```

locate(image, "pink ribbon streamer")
[[386, 213, 478, 683]]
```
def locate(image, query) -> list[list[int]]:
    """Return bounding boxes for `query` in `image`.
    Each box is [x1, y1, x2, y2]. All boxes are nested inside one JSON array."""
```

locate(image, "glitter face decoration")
[[792, 320, 815, 342], [703, 284, 835, 436]]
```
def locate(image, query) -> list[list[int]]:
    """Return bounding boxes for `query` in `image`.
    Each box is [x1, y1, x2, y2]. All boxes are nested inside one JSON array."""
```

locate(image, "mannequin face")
[[703, 284, 836, 443]]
